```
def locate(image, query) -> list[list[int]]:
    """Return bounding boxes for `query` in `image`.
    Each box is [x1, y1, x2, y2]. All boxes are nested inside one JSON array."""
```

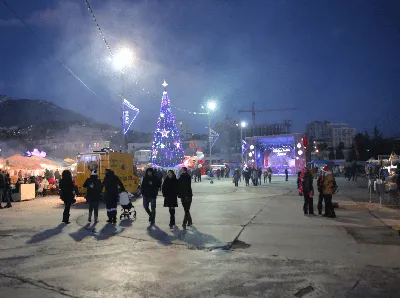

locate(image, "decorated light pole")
[[112, 47, 135, 151], [207, 101, 216, 167], [301, 136, 309, 167]]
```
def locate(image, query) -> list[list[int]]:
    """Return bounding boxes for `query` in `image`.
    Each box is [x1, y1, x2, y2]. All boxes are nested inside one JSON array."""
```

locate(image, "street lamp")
[[111, 47, 135, 152], [112, 48, 135, 71], [206, 101, 216, 167]]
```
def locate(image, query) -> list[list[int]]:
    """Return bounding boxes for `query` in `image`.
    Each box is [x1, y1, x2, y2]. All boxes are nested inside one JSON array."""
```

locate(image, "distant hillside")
[[0, 98, 96, 128]]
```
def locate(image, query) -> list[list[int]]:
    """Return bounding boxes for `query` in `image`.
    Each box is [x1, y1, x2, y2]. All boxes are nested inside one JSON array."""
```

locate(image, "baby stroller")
[[119, 192, 137, 220]]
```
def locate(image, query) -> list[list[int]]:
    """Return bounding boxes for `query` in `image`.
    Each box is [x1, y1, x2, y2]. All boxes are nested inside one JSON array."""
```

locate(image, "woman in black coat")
[[59, 170, 76, 224], [162, 170, 178, 228]]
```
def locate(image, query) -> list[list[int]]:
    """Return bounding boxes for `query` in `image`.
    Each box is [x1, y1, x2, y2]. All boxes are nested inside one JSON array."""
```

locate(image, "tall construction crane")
[[238, 102, 298, 135]]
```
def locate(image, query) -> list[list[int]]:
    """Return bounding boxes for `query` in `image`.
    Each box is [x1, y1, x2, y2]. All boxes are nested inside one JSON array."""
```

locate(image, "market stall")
[[4, 154, 62, 179]]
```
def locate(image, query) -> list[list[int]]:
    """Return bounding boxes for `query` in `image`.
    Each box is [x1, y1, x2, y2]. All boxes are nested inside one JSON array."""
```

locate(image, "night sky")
[[0, 0, 399, 136]]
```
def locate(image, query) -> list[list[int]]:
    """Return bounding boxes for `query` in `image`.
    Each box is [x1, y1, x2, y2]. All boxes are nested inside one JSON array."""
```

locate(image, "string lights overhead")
[[1, 0, 119, 112], [83, 0, 206, 116]]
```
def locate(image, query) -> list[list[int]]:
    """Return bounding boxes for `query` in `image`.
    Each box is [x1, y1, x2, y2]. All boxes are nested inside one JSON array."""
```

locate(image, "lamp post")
[[207, 101, 216, 167], [238, 121, 246, 166], [112, 47, 135, 152]]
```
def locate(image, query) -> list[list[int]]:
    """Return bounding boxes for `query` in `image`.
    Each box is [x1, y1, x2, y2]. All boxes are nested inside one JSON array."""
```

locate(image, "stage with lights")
[[246, 134, 305, 175]]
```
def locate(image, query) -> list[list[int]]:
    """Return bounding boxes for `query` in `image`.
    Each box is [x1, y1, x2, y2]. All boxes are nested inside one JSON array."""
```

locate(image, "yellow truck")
[[76, 151, 140, 196]]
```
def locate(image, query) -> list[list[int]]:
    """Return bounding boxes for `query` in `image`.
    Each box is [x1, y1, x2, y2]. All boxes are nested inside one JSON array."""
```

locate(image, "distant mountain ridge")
[[0, 98, 96, 128]]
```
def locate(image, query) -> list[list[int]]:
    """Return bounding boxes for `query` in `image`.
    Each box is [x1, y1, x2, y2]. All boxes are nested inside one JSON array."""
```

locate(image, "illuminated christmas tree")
[[149, 80, 185, 167]]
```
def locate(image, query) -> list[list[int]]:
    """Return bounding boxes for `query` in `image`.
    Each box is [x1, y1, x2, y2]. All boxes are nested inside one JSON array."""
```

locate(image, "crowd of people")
[[59, 167, 193, 229], [141, 167, 193, 229], [239, 166, 276, 186], [0, 168, 67, 209]]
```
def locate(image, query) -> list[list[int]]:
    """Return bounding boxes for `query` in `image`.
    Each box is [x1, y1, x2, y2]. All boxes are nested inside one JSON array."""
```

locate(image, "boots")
[[169, 208, 175, 228], [182, 213, 187, 229], [62, 214, 70, 224], [106, 212, 112, 223]]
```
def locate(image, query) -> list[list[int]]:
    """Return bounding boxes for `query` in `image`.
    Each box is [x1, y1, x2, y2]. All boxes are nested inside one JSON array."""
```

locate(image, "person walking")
[[216, 168, 221, 180], [141, 168, 160, 225], [59, 170, 76, 224], [252, 167, 258, 186], [285, 168, 289, 181], [54, 169, 61, 181], [233, 168, 240, 187], [103, 169, 125, 224], [267, 167, 272, 183], [3, 172, 12, 208], [316, 172, 325, 215], [162, 170, 178, 228], [0, 171, 5, 209], [83, 170, 103, 223], [257, 167, 262, 185], [263, 170, 268, 184], [297, 171, 303, 196], [301, 168, 315, 215], [322, 166, 336, 218], [244, 167, 250, 186], [178, 167, 193, 229]]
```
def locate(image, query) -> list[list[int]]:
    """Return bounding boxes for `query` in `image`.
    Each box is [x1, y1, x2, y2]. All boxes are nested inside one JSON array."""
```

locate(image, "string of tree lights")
[[83, 0, 207, 116], [1, 0, 119, 112]]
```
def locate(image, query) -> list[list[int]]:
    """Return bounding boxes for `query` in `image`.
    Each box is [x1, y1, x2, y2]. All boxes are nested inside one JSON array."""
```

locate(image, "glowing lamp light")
[[297, 143, 302, 149], [298, 150, 303, 155], [113, 48, 135, 70], [241, 121, 246, 127], [250, 145, 254, 150], [249, 152, 253, 157], [207, 101, 216, 111]]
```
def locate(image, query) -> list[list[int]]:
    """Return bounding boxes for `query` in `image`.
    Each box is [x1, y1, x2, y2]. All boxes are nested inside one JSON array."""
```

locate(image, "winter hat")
[[322, 166, 331, 172]]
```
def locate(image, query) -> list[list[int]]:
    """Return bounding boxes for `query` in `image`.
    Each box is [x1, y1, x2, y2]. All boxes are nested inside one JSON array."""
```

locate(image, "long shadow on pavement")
[[177, 226, 225, 249], [147, 225, 174, 245], [95, 224, 125, 241], [69, 222, 125, 241], [69, 224, 93, 242], [26, 223, 65, 244], [146, 225, 224, 249], [119, 219, 134, 227]]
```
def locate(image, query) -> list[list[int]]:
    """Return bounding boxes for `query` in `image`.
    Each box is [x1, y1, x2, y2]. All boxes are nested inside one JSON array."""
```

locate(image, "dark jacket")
[[83, 175, 103, 201], [178, 173, 193, 198], [233, 169, 240, 181], [59, 178, 75, 204], [162, 176, 178, 207], [302, 172, 314, 195], [103, 171, 125, 201], [0, 173, 4, 189], [142, 169, 160, 199]]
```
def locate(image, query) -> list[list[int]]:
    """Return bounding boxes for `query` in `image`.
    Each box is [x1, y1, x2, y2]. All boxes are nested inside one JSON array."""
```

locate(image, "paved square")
[[0, 177, 399, 297]]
